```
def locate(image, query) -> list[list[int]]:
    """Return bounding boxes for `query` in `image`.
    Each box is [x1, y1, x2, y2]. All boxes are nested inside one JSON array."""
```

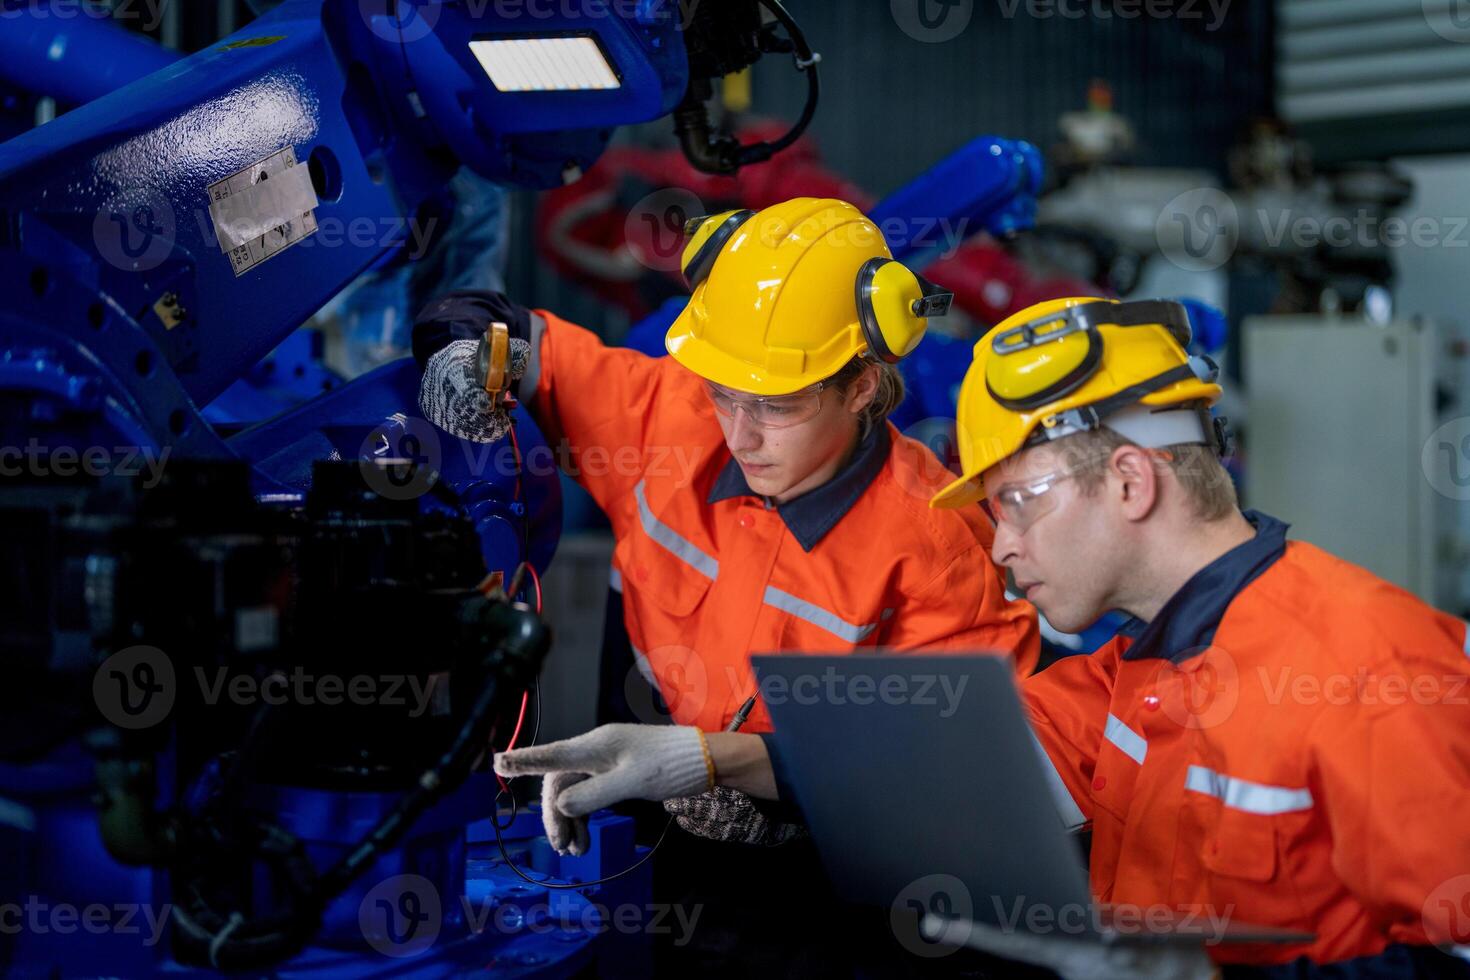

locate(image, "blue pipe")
[[0, 2, 180, 107]]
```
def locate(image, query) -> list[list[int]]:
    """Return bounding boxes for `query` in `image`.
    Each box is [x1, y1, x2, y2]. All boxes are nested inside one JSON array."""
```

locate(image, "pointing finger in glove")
[[495, 722, 713, 819]]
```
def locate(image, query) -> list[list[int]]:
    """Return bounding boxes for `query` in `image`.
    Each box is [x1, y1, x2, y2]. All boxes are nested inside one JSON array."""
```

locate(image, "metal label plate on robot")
[[207, 146, 319, 277]]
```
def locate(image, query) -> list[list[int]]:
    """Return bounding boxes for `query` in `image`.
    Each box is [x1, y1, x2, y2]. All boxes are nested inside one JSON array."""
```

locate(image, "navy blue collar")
[[1119, 510, 1290, 663], [707, 423, 892, 552]]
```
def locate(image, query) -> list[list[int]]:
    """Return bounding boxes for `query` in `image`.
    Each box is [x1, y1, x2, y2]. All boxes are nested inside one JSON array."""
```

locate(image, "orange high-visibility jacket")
[[1025, 512, 1470, 969], [526, 311, 1040, 733]]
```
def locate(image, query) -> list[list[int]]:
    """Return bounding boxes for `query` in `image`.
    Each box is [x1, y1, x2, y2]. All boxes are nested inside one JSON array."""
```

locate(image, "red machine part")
[[535, 122, 1106, 324]]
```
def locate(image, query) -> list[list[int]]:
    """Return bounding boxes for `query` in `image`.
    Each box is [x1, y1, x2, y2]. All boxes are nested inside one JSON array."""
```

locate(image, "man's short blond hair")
[[1052, 426, 1238, 522]]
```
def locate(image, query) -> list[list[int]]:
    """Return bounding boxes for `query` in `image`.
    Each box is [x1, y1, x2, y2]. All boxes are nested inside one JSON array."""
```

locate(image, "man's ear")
[[844, 363, 881, 416], [1110, 444, 1160, 521]]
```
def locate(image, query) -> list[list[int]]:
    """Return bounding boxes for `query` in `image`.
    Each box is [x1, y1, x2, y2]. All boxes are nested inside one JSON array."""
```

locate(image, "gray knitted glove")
[[496, 724, 712, 856], [418, 337, 530, 444], [663, 786, 807, 846]]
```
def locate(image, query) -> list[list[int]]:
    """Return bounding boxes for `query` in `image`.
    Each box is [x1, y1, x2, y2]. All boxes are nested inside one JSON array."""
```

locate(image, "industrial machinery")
[[1243, 315, 1468, 614], [0, 0, 829, 974]]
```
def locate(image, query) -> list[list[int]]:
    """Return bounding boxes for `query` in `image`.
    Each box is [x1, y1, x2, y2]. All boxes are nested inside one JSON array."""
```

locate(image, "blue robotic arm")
[[0, 2, 816, 975]]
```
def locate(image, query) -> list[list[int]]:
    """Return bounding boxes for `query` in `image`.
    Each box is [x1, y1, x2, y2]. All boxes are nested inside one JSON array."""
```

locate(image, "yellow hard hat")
[[930, 297, 1224, 509], [665, 198, 953, 395]]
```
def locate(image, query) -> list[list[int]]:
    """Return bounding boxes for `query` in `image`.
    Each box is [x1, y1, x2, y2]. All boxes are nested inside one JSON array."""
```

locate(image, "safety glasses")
[[704, 380, 830, 429], [981, 468, 1081, 534], [984, 300, 1193, 411]]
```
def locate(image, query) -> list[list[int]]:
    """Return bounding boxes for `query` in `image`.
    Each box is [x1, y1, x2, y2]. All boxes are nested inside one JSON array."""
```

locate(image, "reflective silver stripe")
[[1103, 713, 1148, 765], [609, 564, 623, 593], [1029, 730, 1088, 832], [521, 311, 546, 397], [628, 640, 659, 688], [1184, 765, 1314, 815], [763, 586, 878, 643], [634, 480, 718, 580]]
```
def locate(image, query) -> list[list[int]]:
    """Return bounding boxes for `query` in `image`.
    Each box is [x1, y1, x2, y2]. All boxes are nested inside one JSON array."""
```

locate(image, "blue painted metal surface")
[[869, 135, 1045, 269], [0, 0, 690, 461], [0, 1, 181, 107], [386, 0, 689, 188], [0, 742, 646, 976], [203, 327, 343, 429], [0, 1, 695, 973]]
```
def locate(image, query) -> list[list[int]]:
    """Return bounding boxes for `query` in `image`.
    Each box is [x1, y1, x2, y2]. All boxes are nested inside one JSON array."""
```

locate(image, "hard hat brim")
[[665, 305, 820, 397], [930, 471, 985, 510]]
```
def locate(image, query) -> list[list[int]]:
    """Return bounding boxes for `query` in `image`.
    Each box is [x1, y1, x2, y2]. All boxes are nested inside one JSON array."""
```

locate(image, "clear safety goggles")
[[704, 380, 830, 429], [981, 467, 1081, 534]]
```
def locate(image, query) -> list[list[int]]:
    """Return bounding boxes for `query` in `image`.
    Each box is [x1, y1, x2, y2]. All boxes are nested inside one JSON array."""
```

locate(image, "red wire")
[[495, 690, 532, 794], [508, 425, 523, 501], [526, 562, 542, 613], [505, 690, 530, 752], [496, 426, 536, 789]]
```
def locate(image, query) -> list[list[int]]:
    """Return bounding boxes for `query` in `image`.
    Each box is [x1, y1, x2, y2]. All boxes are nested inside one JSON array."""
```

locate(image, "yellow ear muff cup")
[[856, 257, 928, 363], [681, 209, 755, 292], [984, 328, 1105, 411]]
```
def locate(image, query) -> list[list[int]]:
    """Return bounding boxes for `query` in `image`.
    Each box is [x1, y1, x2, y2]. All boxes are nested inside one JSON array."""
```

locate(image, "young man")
[[500, 297, 1470, 978], [414, 197, 1037, 853]]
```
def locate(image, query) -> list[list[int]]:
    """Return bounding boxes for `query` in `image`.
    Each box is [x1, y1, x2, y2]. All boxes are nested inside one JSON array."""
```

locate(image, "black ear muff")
[[681, 209, 755, 292], [855, 257, 949, 363]]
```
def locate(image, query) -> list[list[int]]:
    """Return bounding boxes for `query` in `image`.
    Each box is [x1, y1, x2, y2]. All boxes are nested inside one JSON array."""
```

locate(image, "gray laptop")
[[752, 653, 1314, 948]]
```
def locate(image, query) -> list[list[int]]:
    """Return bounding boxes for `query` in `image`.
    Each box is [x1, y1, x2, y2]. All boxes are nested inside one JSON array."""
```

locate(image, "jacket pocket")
[[1201, 806, 1277, 882], [616, 516, 715, 618]]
